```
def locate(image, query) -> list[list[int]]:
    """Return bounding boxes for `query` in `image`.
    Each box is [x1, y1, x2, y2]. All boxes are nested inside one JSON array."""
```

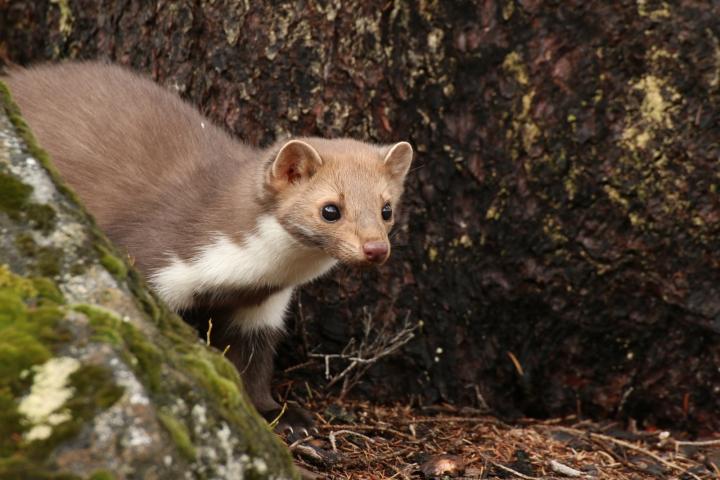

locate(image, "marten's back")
[[5, 62, 259, 271], [5, 62, 247, 231]]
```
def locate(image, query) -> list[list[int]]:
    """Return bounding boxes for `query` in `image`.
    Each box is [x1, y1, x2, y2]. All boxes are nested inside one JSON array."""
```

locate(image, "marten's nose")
[[363, 241, 389, 263]]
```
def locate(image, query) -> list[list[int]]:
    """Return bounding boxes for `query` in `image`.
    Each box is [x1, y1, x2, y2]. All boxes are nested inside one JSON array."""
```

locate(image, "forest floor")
[[283, 397, 720, 480]]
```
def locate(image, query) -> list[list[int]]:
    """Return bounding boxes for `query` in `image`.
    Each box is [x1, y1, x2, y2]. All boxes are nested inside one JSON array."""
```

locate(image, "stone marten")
[[5, 62, 412, 436]]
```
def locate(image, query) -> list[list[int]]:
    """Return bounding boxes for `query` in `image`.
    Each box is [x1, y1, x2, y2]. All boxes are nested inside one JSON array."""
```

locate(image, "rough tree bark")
[[1, 0, 719, 434], [0, 87, 296, 477]]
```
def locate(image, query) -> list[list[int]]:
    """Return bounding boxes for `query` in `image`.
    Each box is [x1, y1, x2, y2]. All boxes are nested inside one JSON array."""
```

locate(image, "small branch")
[[308, 310, 417, 398], [288, 435, 314, 450], [324, 423, 416, 440], [330, 429, 375, 444], [205, 318, 213, 345], [307, 353, 383, 364], [290, 443, 323, 463], [268, 402, 288, 430], [397, 416, 489, 425], [549, 459, 585, 477], [674, 439, 720, 447]]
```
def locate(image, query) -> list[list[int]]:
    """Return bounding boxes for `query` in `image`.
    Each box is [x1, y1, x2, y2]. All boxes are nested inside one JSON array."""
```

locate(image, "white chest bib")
[[150, 215, 337, 311]]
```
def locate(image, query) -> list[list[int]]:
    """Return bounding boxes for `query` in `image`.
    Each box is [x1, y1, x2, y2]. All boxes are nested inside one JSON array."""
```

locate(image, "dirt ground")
[[283, 397, 720, 479]]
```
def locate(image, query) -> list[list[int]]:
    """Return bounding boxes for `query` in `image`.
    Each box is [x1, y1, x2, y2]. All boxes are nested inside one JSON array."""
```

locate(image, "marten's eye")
[[382, 203, 392, 221], [321, 204, 341, 222]]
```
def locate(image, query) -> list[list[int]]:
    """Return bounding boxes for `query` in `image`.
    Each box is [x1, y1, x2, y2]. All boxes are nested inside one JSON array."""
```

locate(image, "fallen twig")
[[674, 439, 720, 447], [397, 416, 491, 425], [290, 443, 323, 463], [331, 429, 375, 444], [549, 459, 585, 477]]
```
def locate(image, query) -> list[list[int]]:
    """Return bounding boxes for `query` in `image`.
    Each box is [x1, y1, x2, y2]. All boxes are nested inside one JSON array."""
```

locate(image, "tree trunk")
[[2, 0, 719, 434], [0, 85, 296, 478]]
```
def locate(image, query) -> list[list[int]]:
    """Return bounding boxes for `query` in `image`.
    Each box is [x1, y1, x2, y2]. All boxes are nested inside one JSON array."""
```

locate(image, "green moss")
[[14, 233, 37, 256], [75, 305, 163, 391], [0, 391, 25, 458], [96, 245, 127, 280], [0, 289, 62, 392], [0, 173, 56, 232], [0, 457, 81, 479], [0, 264, 37, 300], [30, 277, 65, 305], [34, 247, 62, 277], [11, 235, 63, 278], [0, 171, 33, 218], [181, 353, 243, 408], [71, 365, 125, 409], [26, 204, 57, 233], [0, 249, 65, 305], [120, 321, 163, 391], [69, 262, 86, 276], [126, 270, 162, 323], [157, 410, 197, 461], [0, 266, 64, 313], [87, 471, 115, 480], [82, 307, 123, 346]]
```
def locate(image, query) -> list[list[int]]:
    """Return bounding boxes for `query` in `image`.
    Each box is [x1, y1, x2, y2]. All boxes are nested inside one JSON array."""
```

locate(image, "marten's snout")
[[363, 241, 389, 263]]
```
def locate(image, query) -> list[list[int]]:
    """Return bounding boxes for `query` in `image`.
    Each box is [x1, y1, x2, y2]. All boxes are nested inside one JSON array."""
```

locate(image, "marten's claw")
[[261, 401, 316, 443], [285, 426, 310, 444]]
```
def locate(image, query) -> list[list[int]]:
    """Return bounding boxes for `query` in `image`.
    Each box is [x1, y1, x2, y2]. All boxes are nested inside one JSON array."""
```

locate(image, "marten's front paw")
[[261, 402, 317, 442]]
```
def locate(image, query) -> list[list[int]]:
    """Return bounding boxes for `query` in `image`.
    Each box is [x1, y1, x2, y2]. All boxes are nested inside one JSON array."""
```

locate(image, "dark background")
[[2, 0, 719, 434]]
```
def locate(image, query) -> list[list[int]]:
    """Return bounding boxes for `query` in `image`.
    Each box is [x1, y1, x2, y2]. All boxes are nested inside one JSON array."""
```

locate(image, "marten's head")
[[265, 137, 412, 266]]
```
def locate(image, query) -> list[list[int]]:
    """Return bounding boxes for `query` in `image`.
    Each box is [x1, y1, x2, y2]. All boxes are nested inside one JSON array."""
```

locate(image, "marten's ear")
[[383, 141, 413, 180], [269, 140, 323, 190]]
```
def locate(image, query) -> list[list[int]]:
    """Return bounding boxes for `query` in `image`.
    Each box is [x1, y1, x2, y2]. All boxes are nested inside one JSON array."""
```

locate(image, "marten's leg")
[[220, 327, 315, 439], [197, 289, 315, 439]]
